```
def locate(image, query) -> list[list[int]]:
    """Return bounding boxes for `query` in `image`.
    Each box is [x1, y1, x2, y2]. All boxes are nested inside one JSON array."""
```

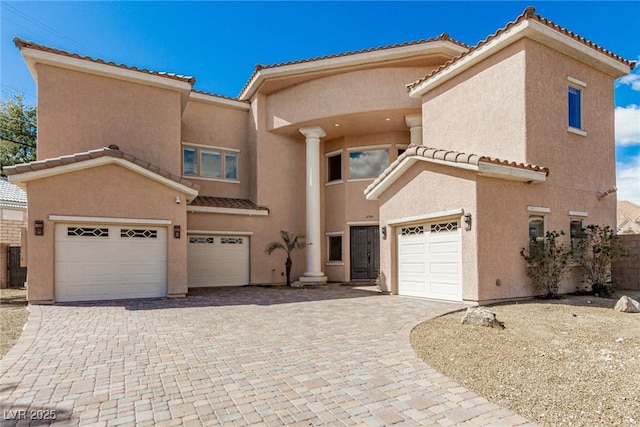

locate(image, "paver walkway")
[[0, 285, 534, 426]]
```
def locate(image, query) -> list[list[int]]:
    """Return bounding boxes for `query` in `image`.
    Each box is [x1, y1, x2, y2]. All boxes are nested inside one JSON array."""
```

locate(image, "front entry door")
[[350, 226, 380, 280]]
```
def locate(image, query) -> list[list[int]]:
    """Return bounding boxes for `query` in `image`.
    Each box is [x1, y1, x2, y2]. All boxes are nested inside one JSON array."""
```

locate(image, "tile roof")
[[365, 144, 549, 195], [189, 196, 269, 212], [407, 7, 636, 91], [14, 38, 196, 85], [239, 33, 469, 97], [3, 146, 199, 191], [191, 89, 247, 103], [618, 200, 640, 222], [0, 178, 27, 207]]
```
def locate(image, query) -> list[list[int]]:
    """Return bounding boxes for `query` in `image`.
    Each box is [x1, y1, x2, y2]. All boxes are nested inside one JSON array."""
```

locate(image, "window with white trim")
[[568, 86, 582, 130], [183, 146, 238, 181], [570, 218, 583, 251], [327, 153, 342, 182], [528, 215, 545, 257], [349, 149, 389, 179], [328, 235, 342, 262]]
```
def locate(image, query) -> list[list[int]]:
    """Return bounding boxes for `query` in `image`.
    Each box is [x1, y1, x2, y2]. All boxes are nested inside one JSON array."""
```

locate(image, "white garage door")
[[397, 221, 462, 301], [55, 224, 167, 302], [187, 235, 249, 287]]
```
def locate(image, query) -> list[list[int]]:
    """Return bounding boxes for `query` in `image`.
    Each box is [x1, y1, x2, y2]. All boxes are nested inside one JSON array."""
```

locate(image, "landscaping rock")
[[614, 296, 640, 313], [461, 307, 505, 329]]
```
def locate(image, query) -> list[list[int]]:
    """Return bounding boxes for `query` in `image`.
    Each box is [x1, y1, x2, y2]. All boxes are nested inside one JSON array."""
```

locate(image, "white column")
[[299, 126, 327, 284], [405, 114, 423, 146]]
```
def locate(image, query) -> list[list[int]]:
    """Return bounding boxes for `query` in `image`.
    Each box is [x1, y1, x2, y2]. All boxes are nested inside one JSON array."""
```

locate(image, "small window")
[[327, 153, 342, 182], [328, 235, 342, 262], [528, 215, 545, 257], [225, 153, 238, 180], [183, 148, 197, 176], [568, 86, 582, 129], [201, 151, 222, 178], [349, 149, 389, 179], [570, 219, 583, 251]]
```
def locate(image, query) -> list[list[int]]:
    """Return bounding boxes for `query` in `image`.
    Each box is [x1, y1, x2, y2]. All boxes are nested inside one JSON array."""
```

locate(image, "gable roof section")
[[0, 178, 27, 208], [4, 147, 199, 201], [238, 34, 469, 100], [408, 7, 635, 97], [14, 38, 195, 112], [188, 196, 269, 216], [365, 145, 548, 200]]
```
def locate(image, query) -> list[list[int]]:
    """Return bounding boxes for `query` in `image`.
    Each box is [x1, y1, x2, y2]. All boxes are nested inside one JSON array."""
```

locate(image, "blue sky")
[[1, 1, 639, 203]]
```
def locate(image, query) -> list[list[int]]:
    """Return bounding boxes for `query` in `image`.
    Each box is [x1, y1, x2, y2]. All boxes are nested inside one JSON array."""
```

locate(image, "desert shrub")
[[573, 224, 628, 297], [520, 230, 573, 298]]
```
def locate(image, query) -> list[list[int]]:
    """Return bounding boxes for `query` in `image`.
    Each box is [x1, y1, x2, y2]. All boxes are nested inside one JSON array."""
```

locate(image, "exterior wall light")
[[464, 213, 472, 231], [34, 220, 44, 236], [173, 225, 181, 239], [381, 226, 387, 240]]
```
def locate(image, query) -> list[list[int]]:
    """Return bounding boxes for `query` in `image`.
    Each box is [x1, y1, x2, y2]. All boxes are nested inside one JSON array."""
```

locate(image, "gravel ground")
[[0, 287, 28, 358], [411, 291, 640, 427]]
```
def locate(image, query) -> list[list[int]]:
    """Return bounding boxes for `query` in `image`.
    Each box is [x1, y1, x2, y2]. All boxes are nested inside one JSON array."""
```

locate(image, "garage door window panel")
[[67, 227, 109, 237]]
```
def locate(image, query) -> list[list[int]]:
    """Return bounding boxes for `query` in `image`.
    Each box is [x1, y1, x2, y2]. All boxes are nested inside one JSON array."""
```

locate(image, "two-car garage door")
[[55, 223, 167, 302], [397, 221, 462, 301]]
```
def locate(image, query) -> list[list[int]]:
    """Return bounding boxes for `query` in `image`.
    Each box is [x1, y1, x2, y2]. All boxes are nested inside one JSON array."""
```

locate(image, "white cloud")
[[615, 104, 640, 146], [616, 155, 640, 205], [617, 73, 640, 91]]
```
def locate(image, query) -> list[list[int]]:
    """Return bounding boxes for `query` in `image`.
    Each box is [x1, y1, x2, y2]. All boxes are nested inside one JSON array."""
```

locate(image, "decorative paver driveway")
[[1, 285, 534, 426]]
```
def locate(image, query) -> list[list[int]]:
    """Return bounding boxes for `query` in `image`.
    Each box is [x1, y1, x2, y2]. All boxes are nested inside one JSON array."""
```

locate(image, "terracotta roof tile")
[[3, 146, 199, 191], [14, 38, 196, 85], [239, 33, 469, 97], [408, 7, 635, 91], [365, 144, 549, 195], [189, 196, 269, 212], [191, 89, 247, 103]]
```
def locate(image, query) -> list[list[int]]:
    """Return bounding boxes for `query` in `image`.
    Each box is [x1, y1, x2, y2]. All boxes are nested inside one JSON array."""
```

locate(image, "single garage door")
[[55, 223, 167, 302], [187, 235, 249, 287], [397, 221, 462, 301]]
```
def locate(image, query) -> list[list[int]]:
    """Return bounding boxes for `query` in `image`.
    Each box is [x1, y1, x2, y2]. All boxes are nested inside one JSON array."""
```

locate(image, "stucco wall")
[[181, 98, 251, 198], [420, 40, 528, 161], [613, 234, 640, 291], [267, 67, 426, 131], [37, 64, 183, 174], [377, 162, 479, 301], [524, 39, 617, 192], [24, 164, 190, 303]]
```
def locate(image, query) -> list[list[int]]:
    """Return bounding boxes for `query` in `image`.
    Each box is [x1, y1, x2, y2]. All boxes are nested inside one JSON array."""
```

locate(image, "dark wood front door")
[[350, 226, 380, 280], [7, 246, 27, 287]]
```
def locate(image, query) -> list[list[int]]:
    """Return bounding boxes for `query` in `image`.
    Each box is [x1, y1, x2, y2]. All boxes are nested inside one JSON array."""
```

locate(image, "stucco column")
[[405, 114, 423, 146], [299, 126, 327, 284]]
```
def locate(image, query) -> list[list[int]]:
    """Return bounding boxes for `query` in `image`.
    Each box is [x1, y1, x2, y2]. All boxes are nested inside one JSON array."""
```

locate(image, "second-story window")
[[182, 146, 239, 181], [327, 153, 342, 182], [568, 86, 582, 129], [349, 148, 389, 179]]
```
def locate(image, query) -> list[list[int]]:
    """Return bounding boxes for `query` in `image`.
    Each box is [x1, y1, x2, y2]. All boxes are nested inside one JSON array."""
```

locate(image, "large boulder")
[[461, 307, 505, 329], [614, 296, 640, 313]]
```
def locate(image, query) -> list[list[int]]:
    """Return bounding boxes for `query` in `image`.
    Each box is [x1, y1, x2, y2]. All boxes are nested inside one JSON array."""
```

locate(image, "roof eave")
[[187, 205, 269, 216], [365, 155, 547, 200], [410, 19, 632, 98], [189, 92, 250, 111], [238, 41, 467, 101], [7, 156, 199, 202], [20, 47, 194, 112]]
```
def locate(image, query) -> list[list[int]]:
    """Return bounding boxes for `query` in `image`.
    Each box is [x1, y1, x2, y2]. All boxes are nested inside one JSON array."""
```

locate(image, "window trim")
[[326, 152, 343, 183], [326, 231, 344, 265], [528, 214, 545, 258], [567, 78, 586, 135], [182, 143, 239, 182]]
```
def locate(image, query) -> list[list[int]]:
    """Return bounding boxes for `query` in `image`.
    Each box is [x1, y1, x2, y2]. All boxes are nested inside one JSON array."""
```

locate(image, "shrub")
[[520, 230, 573, 298], [573, 224, 628, 297]]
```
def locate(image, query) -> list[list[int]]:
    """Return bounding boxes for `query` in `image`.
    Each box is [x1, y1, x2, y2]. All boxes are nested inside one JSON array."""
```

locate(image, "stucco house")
[[5, 8, 635, 304]]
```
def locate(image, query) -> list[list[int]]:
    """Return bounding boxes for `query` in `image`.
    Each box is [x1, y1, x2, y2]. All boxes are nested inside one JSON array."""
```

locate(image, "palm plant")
[[265, 230, 306, 286]]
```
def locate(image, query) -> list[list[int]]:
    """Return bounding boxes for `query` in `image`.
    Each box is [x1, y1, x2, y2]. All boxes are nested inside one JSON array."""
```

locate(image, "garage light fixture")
[[34, 220, 44, 236], [174, 225, 181, 239], [381, 226, 387, 240], [464, 213, 472, 231]]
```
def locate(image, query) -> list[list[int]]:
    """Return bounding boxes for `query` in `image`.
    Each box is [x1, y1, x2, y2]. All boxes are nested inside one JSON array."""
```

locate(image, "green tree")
[[0, 95, 37, 177], [520, 230, 573, 298], [574, 224, 629, 297], [265, 231, 306, 287]]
